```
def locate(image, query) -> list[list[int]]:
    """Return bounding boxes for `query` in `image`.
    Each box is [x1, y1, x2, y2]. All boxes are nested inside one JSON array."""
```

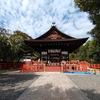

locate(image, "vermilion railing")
[[90, 64, 100, 69], [62, 61, 100, 72], [20, 61, 45, 72], [0, 61, 100, 73], [0, 62, 23, 69]]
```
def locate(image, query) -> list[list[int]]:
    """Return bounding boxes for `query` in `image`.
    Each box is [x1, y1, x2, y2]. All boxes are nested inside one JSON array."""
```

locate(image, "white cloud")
[[0, 0, 94, 40]]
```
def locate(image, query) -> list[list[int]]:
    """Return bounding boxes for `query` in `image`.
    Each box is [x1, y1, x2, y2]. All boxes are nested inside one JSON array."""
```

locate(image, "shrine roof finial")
[[52, 22, 56, 26]]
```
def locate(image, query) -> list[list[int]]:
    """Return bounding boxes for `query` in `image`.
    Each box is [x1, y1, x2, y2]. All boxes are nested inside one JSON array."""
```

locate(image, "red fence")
[[20, 61, 45, 72], [62, 61, 100, 72], [0, 62, 23, 69], [1, 61, 100, 73], [62, 61, 90, 72], [90, 64, 100, 69]]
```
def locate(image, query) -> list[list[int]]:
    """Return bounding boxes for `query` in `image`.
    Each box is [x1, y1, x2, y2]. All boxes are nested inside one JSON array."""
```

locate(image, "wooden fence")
[[0, 62, 23, 69], [20, 61, 45, 72], [0, 61, 100, 73]]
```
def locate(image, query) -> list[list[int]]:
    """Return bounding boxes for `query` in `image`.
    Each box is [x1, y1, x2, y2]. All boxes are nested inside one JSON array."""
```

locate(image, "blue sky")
[[0, 0, 94, 39]]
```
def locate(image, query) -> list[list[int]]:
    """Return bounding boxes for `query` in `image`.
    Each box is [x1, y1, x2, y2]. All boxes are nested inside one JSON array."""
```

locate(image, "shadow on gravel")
[[81, 89, 100, 100], [0, 73, 40, 100], [67, 75, 100, 100], [28, 83, 68, 100], [17, 83, 89, 100]]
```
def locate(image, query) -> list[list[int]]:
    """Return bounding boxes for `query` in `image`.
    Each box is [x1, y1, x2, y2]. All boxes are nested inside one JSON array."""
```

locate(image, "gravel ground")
[[0, 70, 40, 100], [67, 74, 100, 100], [1, 70, 100, 100]]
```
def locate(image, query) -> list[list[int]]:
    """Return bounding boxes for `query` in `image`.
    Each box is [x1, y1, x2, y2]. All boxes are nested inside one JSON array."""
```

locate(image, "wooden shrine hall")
[[23, 23, 88, 72]]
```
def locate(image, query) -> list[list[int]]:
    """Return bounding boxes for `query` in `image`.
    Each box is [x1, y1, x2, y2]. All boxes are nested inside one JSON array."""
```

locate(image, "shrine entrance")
[[41, 49, 68, 66]]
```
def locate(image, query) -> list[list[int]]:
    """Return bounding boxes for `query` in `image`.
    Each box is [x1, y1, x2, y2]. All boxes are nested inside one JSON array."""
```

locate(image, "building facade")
[[24, 24, 88, 66]]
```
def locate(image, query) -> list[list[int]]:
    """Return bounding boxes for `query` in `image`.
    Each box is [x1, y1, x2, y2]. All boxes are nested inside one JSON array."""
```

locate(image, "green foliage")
[[88, 38, 100, 63], [0, 29, 36, 62], [74, 0, 100, 63], [74, 0, 100, 39], [69, 50, 79, 60], [74, 0, 100, 14], [0, 30, 11, 62], [70, 39, 100, 63], [8, 30, 34, 62]]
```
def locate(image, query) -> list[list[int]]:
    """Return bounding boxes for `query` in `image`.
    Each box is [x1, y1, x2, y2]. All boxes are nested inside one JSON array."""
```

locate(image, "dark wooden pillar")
[[67, 52, 69, 61], [40, 51, 41, 61]]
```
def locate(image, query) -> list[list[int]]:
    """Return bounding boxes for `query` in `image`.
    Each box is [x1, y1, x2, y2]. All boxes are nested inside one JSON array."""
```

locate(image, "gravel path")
[[67, 75, 100, 100], [0, 71, 40, 100], [0, 70, 100, 100]]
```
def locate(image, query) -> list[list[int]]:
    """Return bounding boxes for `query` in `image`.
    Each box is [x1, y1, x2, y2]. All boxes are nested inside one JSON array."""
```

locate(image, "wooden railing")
[[0, 62, 23, 69], [1, 61, 100, 73], [90, 64, 100, 69], [20, 61, 45, 72], [62, 61, 100, 72]]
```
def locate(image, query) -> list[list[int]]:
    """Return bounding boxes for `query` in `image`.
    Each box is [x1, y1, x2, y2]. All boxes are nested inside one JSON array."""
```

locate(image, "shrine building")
[[24, 24, 88, 66]]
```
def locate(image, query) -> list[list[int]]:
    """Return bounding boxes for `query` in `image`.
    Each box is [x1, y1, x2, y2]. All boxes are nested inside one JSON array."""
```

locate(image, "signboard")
[[48, 49, 61, 53]]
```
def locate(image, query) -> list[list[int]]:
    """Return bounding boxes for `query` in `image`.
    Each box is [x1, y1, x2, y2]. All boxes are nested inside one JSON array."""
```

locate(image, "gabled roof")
[[35, 25, 76, 40], [24, 24, 88, 53]]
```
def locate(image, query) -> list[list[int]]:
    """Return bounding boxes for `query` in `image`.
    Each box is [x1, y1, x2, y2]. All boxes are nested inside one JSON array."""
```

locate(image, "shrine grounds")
[[0, 70, 100, 100]]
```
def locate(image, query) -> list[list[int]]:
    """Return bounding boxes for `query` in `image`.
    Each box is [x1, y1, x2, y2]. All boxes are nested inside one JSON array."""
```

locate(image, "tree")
[[0, 28, 37, 62], [73, 39, 100, 63], [0, 29, 11, 62], [74, 0, 100, 39], [69, 50, 79, 60], [88, 38, 100, 63], [74, 0, 100, 63], [9, 30, 35, 62]]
